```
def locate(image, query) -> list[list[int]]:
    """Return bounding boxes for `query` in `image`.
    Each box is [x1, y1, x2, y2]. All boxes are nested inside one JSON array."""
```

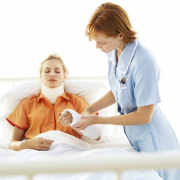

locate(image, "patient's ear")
[[63, 73, 67, 81], [40, 74, 43, 81]]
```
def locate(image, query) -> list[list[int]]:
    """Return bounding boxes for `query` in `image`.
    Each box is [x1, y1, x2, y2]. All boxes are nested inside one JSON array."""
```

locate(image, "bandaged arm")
[[62, 109, 102, 139]]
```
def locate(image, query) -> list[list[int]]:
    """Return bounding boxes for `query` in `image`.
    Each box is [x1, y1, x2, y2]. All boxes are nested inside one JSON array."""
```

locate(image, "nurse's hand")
[[72, 114, 98, 130], [57, 112, 73, 126]]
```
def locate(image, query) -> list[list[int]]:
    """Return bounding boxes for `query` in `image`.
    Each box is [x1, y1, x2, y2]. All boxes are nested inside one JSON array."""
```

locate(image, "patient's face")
[[41, 59, 65, 88]]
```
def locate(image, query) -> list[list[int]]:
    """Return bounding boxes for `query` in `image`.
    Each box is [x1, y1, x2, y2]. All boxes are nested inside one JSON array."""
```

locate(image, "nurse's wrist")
[[96, 116, 108, 125], [81, 107, 92, 115], [85, 106, 94, 115]]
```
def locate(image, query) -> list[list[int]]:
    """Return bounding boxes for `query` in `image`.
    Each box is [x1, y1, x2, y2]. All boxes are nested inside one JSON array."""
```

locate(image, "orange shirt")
[[6, 92, 89, 139]]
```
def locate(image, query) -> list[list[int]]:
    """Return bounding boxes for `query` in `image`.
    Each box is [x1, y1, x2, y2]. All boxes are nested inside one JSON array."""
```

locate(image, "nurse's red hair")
[[85, 2, 137, 43]]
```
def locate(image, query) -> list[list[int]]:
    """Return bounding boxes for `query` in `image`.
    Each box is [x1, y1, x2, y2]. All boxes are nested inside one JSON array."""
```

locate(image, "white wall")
[[0, 0, 180, 138]]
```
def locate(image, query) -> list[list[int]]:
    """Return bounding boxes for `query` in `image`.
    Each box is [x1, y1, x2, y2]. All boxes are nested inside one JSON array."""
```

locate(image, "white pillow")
[[0, 78, 110, 144]]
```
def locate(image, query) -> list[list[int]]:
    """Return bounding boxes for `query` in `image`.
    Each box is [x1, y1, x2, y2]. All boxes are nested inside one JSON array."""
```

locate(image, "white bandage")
[[62, 109, 102, 140]]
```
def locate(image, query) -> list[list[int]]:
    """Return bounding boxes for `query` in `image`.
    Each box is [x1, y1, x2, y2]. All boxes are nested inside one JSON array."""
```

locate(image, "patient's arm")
[[58, 109, 101, 140], [9, 127, 54, 151], [82, 90, 116, 115]]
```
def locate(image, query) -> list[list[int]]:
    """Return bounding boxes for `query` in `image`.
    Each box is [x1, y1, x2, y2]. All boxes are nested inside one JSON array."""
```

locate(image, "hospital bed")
[[0, 76, 180, 180]]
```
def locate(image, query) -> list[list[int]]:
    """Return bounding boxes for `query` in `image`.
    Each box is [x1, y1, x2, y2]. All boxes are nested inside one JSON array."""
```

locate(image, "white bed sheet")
[[0, 129, 134, 151], [0, 131, 162, 180]]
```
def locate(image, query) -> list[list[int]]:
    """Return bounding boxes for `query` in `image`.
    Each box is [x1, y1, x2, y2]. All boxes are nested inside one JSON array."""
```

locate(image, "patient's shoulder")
[[65, 93, 89, 106], [19, 94, 39, 105], [65, 93, 89, 112], [65, 93, 85, 101]]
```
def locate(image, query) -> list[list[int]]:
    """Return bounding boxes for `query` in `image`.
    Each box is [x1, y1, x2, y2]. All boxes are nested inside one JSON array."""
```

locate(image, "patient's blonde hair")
[[39, 54, 69, 78]]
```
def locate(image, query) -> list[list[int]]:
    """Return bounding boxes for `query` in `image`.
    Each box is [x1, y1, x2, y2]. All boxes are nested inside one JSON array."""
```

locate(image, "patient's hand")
[[57, 112, 73, 126], [27, 138, 54, 151]]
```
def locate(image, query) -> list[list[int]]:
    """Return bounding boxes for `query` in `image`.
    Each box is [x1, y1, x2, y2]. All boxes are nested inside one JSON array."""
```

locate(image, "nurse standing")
[[73, 2, 180, 180]]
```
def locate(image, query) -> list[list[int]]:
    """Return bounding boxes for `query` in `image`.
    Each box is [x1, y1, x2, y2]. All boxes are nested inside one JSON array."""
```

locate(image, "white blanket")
[[0, 131, 162, 180]]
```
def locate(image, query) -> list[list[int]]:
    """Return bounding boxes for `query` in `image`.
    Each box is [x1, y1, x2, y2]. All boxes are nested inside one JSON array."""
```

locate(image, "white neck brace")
[[41, 83, 64, 104]]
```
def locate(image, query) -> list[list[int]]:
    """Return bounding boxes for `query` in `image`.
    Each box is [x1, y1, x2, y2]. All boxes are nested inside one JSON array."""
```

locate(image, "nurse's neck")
[[116, 40, 127, 62]]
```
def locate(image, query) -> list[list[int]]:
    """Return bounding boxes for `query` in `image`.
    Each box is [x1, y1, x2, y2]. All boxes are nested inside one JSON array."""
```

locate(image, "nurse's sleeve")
[[133, 56, 161, 107]]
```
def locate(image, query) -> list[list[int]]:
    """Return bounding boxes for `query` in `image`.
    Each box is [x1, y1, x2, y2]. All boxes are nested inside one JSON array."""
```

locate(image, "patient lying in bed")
[[6, 54, 102, 151]]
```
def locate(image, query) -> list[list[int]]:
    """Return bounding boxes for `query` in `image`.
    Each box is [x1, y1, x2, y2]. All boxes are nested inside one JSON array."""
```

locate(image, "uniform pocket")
[[117, 83, 130, 108]]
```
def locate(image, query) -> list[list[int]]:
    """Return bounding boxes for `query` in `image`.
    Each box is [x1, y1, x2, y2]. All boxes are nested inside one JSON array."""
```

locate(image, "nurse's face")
[[94, 32, 124, 53], [40, 59, 65, 88]]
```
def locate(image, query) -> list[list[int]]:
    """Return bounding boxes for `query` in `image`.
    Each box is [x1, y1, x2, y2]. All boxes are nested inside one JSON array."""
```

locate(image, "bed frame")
[[0, 77, 180, 180], [0, 152, 180, 180]]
